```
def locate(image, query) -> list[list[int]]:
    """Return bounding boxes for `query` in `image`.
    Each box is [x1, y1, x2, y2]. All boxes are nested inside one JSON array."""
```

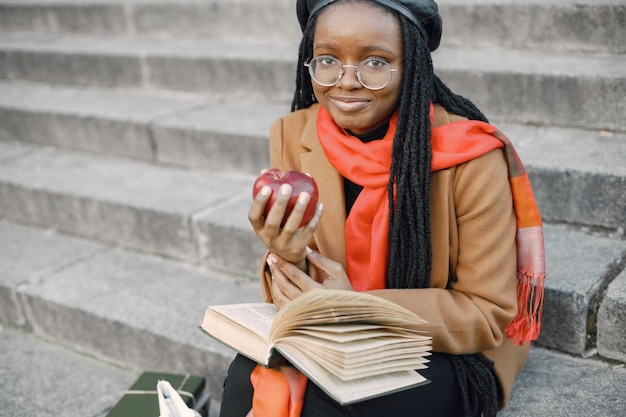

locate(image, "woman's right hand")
[[267, 249, 353, 309], [248, 182, 323, 270]]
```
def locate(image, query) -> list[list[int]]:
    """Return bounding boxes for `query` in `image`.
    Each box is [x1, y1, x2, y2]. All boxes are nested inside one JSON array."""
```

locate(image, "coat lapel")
[[298, 105, 348, 269]]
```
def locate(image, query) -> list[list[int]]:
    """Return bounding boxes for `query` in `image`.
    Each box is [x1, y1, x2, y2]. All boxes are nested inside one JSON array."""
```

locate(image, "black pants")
[[219, 353, 464, 417]]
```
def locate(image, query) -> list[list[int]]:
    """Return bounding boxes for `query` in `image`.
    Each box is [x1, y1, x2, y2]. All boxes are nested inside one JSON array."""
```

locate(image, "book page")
[[201, 303, 279, 365], [277, 336, 430, 379], [276, 343, 430, 405], [271, 289, 427, 338], [209, 303, 277, 341], [287, 334, 431, 358], [295, 324, 429, 343]]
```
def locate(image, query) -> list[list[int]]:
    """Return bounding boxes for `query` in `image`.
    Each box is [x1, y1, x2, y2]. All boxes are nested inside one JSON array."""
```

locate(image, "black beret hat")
[[296, 0, 442, 52]]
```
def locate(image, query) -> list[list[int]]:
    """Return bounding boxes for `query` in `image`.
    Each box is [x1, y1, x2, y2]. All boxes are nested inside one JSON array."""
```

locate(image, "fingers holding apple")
[[252, 169, 320, 228]]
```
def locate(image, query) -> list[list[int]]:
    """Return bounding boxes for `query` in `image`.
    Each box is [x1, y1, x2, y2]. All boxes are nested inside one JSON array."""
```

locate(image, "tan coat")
[[259, 103, 529, 408]]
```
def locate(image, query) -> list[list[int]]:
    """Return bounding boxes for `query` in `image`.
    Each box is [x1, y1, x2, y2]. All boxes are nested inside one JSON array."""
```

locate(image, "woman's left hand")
[[267, 248, 354, 308]]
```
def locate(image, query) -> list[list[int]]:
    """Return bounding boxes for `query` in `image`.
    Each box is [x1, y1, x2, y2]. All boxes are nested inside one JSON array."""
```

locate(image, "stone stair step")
[[1, 34, 624, 130], [597, 268, 626, 363], [0, 0, 129, 35], [0, 326, 138, 417], [0, 81, 287, 175], [538, 224, 626, 355], [0, 219, 262, 401], [0, 0, 300, 40], [498, 346, 626, 417], [1, 219, 625, 416], [502, 122, 626, 230], [1, 0, 622, 54], [0, 140, 266, 277], [439, 0, 626, 54], [0, 33, 299, 95], [433, 47, 626, 132]]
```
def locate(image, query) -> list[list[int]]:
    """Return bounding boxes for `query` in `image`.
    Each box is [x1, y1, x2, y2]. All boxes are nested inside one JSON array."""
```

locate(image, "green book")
[[106, 372, 209, 417]]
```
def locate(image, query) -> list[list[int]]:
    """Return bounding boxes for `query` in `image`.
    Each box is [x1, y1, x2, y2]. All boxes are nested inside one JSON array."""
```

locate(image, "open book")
[[200, 289, 432, 405]]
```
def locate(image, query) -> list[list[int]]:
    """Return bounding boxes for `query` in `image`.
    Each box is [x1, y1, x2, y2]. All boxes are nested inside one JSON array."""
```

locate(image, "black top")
[[343, 122, 390, 215]]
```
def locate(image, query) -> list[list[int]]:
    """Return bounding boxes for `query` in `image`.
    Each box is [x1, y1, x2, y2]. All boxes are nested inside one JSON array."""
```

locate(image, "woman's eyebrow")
[[313, 43, 397, 55]]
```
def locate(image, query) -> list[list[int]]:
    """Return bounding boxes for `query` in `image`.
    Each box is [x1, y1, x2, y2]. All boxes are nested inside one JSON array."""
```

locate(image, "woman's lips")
[[329, 97, 370, 112]]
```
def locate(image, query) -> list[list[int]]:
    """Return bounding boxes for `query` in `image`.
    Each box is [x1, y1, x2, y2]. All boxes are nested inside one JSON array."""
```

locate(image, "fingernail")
[[260, 185, 271, 197], [298, 192, 309, 205], [306, 246, 313, 253], [280, 184, 291, 196], [267, 254, 277, 265]]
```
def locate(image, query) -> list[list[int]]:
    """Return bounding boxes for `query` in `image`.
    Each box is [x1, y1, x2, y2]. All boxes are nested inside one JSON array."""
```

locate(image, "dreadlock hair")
[[292, 2, 500, 416], [291, 14, 317, 112]]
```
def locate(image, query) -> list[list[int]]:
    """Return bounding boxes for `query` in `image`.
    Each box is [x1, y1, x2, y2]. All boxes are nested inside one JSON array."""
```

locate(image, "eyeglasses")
[[304, 56, 400, 91]]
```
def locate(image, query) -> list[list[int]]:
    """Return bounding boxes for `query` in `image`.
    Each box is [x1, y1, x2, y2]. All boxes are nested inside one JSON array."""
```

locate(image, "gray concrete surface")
[[598, 270, 626, 363], [0, 325, 137, 417], [0, 140, 263, 274], [499, 347, 626, 417], [1, 0, 622, 53], [3, 325, 625, 417], [539, 226, 626, 354], [1, 33, 624, 130], [438, 0, 626, 54], [0, 220, 261, 399], [1, 217, 625, 413], [0, 81, 285, 175]]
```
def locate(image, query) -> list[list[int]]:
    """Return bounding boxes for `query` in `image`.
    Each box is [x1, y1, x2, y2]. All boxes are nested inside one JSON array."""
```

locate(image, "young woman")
[[220, 1, 545, 416]]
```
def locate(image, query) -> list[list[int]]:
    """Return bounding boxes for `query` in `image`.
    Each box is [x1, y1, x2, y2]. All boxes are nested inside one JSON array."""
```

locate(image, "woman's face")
[[311, 2, 404, 135]]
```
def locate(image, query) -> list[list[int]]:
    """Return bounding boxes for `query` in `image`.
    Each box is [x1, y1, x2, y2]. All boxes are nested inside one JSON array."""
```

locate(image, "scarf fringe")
[[505, 272, 545, 345]]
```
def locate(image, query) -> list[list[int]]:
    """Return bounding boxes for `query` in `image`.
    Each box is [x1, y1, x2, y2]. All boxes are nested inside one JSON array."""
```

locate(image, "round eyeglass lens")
[[307, 57, 342, 86], [358, 58, 393, 90]]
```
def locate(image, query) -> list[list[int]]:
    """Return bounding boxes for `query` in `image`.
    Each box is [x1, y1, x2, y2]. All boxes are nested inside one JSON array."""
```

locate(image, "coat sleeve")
[[368, 149, 518, 354], [258, 115, 312, 302]]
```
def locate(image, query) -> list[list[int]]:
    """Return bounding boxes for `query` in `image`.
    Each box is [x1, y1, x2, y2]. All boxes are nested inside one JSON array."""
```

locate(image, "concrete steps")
[[0, 139, 269, 277], [2, 325, 626, 417], [0, 0, 301, 40], [0, 0, 625, 415], [0, 219, 262, 400], [1, 34, 624, 130], [1, 0, 623, 54], [1, 126, 624, 276], [438, 0, 626, 54], [1, 326, 138, 417], [1, 82, 624, 231], [0, 80, 287, 174], [1, 217, 625, 411]]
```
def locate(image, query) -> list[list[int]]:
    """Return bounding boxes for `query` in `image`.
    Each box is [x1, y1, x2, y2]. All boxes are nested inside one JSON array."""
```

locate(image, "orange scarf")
[[316, 105, 507, 291], [247, 365, 308, 417], [249, 104, 545, 416]]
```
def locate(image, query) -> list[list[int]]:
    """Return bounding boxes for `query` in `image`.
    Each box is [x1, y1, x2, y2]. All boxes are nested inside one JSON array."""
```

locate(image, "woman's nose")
[[336, 65, 362, 90]]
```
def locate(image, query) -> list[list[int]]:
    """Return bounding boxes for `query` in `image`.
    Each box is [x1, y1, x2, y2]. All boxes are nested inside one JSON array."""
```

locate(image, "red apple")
[[252, 169, 319, 227]]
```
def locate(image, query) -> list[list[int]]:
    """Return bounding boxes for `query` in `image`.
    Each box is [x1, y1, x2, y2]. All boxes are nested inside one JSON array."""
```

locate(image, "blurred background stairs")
[[0, 0, 625, 415]]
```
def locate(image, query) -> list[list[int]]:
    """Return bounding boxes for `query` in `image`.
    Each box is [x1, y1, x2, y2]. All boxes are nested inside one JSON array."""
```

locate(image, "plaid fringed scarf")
[[248, 105, 545, 417], [495, 129, 546, 344], [429, 115, 546, 345]]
